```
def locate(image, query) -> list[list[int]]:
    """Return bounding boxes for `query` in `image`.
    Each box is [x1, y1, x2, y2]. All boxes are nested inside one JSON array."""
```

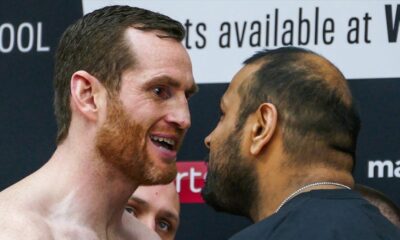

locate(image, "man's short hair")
[[53, 5, 185, 144], [238, 47, 360, 169], [355, 184, 400, 227]]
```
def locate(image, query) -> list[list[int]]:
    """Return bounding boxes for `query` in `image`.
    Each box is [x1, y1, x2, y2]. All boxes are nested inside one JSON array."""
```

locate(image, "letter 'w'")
[[385, 4, 400, 42]]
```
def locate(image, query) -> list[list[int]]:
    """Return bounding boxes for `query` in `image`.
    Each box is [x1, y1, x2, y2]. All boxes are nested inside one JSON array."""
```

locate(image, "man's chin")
[[201, 175, 221, 209], [140, 163, 177, 185], [202, 175, 250, 217], [202, 188, 249, 217], [201, 184, 227, 213]]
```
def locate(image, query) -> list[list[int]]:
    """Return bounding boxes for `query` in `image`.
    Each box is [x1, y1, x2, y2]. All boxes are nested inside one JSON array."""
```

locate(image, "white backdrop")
[[83, 0, 400, 83]]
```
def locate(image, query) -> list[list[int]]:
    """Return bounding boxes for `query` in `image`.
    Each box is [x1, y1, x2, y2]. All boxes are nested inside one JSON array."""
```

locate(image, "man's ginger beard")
[[95, 95, 177, 185]]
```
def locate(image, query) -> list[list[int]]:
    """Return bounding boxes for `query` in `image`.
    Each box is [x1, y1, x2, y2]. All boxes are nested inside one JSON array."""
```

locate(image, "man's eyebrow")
[[129, 196, 149, 207], [143, 76, 179, 88]]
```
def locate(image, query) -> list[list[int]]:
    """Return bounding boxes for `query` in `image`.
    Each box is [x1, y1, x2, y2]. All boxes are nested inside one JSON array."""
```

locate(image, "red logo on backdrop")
[[176, 161, 207, 203]]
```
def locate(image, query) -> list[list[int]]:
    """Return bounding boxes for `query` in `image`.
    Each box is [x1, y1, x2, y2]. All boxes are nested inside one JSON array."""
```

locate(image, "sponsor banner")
[[176, 158, 400, 202], [176, 161, 207, 203], [0, 22, 50, 54], [82, 0, 400, 83], [368, 159, 400, 178]]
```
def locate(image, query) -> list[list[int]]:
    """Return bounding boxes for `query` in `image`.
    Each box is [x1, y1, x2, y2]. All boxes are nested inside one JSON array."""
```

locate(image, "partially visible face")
[[96, 28, 197, 185], [125, 183, 180, 240], [202, 64, 259, 218]]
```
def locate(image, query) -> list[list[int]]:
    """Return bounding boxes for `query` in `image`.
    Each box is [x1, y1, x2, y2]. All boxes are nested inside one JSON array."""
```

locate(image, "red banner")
[[176, 161, 207, 203]]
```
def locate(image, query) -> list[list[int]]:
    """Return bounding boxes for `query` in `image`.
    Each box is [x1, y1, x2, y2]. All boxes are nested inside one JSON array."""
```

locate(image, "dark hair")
[[237, 47, 360, 169], [53, 5, 185, 144]]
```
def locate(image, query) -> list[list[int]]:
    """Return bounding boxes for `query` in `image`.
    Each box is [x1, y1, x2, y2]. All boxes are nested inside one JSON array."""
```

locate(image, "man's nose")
[[165, 99, 191, 130], [204, 134, 211, 149], [141, 215, 156, 232]]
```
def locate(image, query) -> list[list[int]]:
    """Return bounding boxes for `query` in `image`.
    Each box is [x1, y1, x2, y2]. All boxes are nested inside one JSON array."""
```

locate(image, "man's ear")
[[249, 103, 278, 156], [70, 70, 103, 122]]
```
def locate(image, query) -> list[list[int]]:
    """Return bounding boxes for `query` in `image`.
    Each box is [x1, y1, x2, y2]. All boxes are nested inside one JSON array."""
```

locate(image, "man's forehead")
[[236, 62, 262, 83], [124, 28, 189, 65], [223, 63, 261, 101], [134, 184, 176, 197], [124, 27, 170, 43], [133, 185, 179, 208], [122, 27, 195, 87]]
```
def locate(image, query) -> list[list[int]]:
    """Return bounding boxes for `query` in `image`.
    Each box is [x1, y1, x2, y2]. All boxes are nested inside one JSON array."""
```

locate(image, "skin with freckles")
[[125, 183, 180, 240], [96, 28, 198, 185], [105, 28, 197, 185], [0, 6, 196, 240]]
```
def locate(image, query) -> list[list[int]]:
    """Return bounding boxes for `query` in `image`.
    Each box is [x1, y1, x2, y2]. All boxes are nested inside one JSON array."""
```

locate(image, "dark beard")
[[201, 130, 258, 219]]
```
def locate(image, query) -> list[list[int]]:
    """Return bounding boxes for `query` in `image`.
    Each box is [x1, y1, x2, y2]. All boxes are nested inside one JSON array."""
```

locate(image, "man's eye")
[[157, 220, 171, 232], [153, 86, 171, 99], [125, 206, 136, 216]]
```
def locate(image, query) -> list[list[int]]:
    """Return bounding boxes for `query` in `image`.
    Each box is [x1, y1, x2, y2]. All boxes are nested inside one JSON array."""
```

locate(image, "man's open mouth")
[[150, 135, 176, 151]]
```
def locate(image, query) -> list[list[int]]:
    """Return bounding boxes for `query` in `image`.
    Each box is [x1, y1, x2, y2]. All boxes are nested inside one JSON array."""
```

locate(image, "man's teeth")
[[151, 136, 176, 146]]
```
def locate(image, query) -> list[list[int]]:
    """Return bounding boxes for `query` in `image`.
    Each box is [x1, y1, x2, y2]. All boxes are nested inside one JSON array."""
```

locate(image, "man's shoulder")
[[229, 191, 400, 240], [230, 211, 400, 240], [0, 207, 53, 240], [0, 176, 54, 239], [284, 191, 400, 233]]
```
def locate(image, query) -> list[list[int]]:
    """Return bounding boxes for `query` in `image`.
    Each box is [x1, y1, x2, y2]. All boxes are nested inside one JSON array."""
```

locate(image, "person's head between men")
[[202, 47, 360, 222], [126, 183, 180, 240], [54, 5, 197, 185]]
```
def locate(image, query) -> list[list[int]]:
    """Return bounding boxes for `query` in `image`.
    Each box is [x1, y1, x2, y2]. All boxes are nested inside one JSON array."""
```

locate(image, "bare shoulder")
[[0, 204, 53, 240], [0, 178, 54, 239]]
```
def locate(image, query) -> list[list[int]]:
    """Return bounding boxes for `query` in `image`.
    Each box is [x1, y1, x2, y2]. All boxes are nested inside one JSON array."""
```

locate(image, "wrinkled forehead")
[[120, 27, 195, 91]]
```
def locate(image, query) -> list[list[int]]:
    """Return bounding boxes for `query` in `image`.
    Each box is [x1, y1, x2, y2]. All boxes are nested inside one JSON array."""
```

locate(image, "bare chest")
[[49, 223, 100, 240]]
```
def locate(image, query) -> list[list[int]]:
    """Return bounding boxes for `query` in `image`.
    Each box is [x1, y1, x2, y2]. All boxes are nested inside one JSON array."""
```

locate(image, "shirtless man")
[[126, 183, 180, 240], [0, 5, 196, 239]]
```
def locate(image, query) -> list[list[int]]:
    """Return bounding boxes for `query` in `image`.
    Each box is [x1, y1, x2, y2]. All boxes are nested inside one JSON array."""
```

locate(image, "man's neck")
[[28, 142, 139, 237], [250, 166, 354, 222]]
